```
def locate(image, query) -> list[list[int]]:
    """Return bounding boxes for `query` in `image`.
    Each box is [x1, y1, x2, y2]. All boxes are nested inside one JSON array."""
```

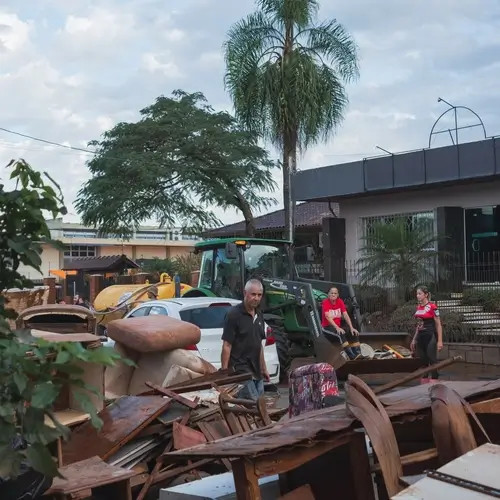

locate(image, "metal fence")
[[298, 252, 500, 345]]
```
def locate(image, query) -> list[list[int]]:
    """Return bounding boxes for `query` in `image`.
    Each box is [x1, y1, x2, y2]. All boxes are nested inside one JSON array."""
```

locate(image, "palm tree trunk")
[[282, 144, 296, 278], [233, 190, 256, 237]]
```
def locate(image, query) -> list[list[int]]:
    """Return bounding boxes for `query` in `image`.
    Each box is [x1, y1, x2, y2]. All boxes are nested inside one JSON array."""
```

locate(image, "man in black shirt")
[[221, 279, 270, 400]]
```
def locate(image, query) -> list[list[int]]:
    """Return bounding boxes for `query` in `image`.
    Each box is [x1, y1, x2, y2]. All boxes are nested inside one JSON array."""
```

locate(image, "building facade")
[[19, 219, 202, 280], [293, 137, 500, 285]]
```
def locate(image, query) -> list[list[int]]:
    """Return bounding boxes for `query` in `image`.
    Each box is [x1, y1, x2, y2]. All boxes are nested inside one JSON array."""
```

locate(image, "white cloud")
[[0, 12, 32, 56], [0, 0, 499, 226], [142, 52, 183, 78], [198, 51, 223, 68]]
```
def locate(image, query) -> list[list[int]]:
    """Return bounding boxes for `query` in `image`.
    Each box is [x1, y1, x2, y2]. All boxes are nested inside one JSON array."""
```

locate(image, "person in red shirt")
[[321, 287, 360, 359], [411, 285, 443, 381]]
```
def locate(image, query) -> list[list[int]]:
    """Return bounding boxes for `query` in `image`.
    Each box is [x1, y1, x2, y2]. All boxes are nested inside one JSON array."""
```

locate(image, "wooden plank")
[[349, 431, 376, 500], [145, 382, 199, 409], [198, 420, 232, 471], [173, 422, 207, 450], [45, 456, 138, 495], [471, 397, 500, 414], [135, 410, 192, 500], [253, 433, 352, 477], [165, 372, 252, 394], [61, 396, 171, 465], [233, 459, 261, 500], [166, 369, 234, 390]]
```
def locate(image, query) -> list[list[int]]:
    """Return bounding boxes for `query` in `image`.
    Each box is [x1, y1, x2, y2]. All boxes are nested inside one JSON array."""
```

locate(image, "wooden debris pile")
[[46, 369, 286, 499]]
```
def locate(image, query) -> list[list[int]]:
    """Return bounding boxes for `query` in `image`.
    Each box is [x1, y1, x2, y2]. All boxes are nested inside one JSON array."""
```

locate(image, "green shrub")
[[462, 287, 500, 313], [373, 301, 474, 341], [0, 160, 129, 479], [352, 284, 389, 315]]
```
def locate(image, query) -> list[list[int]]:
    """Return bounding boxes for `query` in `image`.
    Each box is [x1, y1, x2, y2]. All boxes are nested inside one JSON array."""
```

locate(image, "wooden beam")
[[233, 458, 262, 500], [471, 397, 500, 414], [253, 433, 352, 477]]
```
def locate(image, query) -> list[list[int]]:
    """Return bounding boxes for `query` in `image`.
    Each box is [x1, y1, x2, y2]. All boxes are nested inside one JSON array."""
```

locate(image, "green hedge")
[[352, 284, 389, 314], [371, 302, 474, 342], [462, 287, 500, 313]]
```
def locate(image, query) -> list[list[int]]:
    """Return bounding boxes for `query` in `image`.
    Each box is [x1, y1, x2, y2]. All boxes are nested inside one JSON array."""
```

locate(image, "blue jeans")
[[238, 379, 264, 400]]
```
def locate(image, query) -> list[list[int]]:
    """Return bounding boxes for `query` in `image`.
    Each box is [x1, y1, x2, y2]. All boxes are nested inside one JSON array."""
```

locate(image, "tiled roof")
[[206, 202, 339, 237], [62, 255, 139, 271]]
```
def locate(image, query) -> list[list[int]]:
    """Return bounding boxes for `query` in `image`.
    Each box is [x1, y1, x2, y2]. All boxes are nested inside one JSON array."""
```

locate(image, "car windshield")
[[244, 244, 288, 279], [180, 305, 233, 329]]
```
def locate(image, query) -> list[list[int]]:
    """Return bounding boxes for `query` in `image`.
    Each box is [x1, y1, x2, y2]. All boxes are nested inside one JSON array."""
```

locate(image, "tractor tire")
[[273, 325, 291, 383]]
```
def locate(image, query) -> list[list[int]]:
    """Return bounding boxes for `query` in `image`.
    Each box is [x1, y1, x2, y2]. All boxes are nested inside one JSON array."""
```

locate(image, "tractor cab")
[[184, 238, 292, 299]]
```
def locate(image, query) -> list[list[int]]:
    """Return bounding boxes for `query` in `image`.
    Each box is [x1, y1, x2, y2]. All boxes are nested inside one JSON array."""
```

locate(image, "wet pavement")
[[265, 362, 500, 410]]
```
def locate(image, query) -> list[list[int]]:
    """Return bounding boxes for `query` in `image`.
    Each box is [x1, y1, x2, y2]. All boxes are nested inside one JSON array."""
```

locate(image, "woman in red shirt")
[[321, 287, 360, 359], [411, 286, 443, 380]]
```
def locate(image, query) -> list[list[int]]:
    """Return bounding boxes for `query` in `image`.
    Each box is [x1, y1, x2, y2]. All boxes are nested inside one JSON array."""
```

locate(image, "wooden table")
[[162, 412, 375, 500]]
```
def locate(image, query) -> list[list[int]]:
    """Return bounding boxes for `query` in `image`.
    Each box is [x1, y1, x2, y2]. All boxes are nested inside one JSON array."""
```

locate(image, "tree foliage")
[[356, 217, 444, 302], [224, 0, 359, 241], [140, 254, 201, 284], [0, 160, 126, 479], [75, 90, 278, 237]]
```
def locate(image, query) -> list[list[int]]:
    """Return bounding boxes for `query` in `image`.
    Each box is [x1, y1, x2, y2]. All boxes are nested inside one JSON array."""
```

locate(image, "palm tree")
[[356, 217, 444, 302], [224, 0, 359, 247]]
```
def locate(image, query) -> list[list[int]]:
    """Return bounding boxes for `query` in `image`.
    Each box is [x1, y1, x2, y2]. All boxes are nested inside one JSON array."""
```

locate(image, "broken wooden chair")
[[345, 375, 438, 498], [218, 393, 272, 435], [430, 383, 491, 466]]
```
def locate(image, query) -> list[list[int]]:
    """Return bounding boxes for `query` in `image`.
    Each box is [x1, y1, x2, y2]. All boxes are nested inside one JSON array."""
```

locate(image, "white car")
[[104, 297, 280, 385]]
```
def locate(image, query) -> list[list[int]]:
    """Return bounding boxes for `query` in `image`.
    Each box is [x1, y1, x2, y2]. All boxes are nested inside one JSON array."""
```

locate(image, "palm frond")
[[223, 1, 360, 152], [356, 217, 443, 292], [257, 0, 319, 29]]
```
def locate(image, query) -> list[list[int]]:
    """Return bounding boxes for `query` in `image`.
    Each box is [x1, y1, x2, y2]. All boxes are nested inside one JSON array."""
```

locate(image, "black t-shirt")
[[221, 303, 266, 379]]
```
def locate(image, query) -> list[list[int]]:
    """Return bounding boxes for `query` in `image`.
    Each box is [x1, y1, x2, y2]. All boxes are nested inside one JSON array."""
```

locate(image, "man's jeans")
[[237, 379, 264, 401]]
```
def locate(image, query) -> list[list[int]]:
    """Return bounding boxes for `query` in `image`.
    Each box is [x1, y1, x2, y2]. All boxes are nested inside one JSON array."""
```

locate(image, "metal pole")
[[454, 107, 459, 145]]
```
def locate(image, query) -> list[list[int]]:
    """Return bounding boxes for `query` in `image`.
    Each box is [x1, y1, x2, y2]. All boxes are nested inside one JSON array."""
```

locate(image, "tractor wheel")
[[273, 325, 291, 383]]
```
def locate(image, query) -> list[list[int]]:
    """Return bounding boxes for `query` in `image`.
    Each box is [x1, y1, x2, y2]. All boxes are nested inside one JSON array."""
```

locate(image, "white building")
[[18, 219, 202, 280]]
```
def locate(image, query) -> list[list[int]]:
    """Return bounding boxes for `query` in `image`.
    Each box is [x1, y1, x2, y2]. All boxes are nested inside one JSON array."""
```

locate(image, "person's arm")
[[341, 300, 358, 334], [221, 313, 236, 370], [434, 305, 443, 350]]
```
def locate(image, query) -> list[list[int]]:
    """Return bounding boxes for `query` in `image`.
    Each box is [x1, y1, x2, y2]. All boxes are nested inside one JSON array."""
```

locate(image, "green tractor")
[[182, 237, 363, 379]]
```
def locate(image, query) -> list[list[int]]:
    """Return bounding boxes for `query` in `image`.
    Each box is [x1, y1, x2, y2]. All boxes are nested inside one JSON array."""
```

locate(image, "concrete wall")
[[339, 180, 500, 264], [439, 342, 500, 366], [17, 244, 61, 280]]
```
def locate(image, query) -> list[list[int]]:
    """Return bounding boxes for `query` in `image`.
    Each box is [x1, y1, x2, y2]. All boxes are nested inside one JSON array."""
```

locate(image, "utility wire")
[[0, 125, 375, 161]]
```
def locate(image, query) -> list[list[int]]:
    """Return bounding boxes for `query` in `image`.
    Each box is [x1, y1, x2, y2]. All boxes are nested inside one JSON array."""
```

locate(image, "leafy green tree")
[[356, 217, 443, 303], [75, 90, 278, 237], [224, 0, 359, 244], [0, 160, 125, 479]]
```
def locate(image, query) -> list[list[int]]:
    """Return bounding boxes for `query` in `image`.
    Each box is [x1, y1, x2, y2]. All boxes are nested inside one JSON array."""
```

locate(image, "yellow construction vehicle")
[[92, 273, 192, 333]]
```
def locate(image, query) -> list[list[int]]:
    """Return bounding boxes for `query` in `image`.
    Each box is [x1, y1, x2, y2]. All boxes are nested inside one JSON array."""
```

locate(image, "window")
[[180, 305, 233, 329], [360, 211, 436, 251], [199, 250, 214, 289], [128, 307, 150, 317], [63, 245, 96, 257], [244, 244, 288, 279], [214, 249, 241, 299], [149, 306, 168, 316]]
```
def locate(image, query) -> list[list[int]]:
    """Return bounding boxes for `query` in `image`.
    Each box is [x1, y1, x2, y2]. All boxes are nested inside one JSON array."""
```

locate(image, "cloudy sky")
[[1, 0, 499, 227]]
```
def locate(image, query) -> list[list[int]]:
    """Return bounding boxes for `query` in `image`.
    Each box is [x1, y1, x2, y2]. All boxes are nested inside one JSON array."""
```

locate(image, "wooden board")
[[45, 455, 138, 494], [173, 422, 207, 450], [45, 409, 90, 428], [30, 331, 99, 344], [61, 395, 171, 465]]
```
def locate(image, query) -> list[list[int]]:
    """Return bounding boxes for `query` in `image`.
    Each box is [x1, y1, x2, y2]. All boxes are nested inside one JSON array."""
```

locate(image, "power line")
[[0, 125, 375, 166], [0, 127, 98, 155]]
